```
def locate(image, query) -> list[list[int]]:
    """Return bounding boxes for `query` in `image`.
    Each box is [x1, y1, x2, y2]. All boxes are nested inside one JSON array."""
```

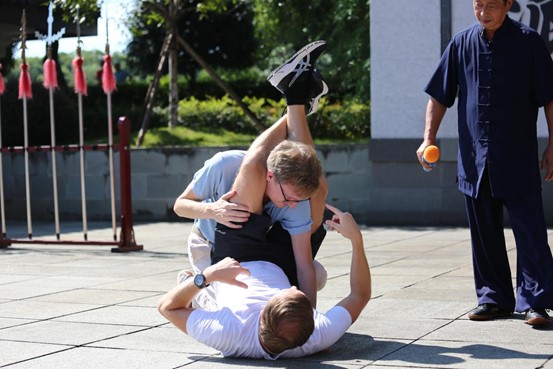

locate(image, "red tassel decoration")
[[18, 63, 32, 99], [43, 58, 58, 89], [0, 63, 5, 95], [72, 56, 87, 95], [102, 54, 116, 94]]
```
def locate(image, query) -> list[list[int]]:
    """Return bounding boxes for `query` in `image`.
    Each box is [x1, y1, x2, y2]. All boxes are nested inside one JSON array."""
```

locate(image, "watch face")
[[194, 274, 206, 288]]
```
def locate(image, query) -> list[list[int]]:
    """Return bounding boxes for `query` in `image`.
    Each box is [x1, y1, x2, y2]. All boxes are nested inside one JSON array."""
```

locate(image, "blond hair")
[[267, 140, 322, 198], [259, 292, 314, 354]]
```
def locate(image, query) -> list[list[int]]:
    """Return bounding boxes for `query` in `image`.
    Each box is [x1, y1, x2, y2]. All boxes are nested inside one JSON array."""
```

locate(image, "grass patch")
[[132, 126, 257, 147], [131, 126, 368, 148]]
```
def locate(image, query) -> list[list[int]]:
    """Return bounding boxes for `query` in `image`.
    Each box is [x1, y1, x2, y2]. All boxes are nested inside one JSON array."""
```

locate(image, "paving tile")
[[93, 273, 178, 292], [54, 305, 167, 327], [3, 346, 195, 369], [0, 300, 102, 320], [90, 325, 219, 355], [0, 317, 37, 329], [0, 320, 142, 345], [424, 319, 553, 345], [363, 297, 474, 321], [118, 294, 164, 308], [0, 340, 70, 367], [31, 288, 160, 305], [376, 339, 552, 369], [0, 274, 39, 285], [0, 284, 79, 300]]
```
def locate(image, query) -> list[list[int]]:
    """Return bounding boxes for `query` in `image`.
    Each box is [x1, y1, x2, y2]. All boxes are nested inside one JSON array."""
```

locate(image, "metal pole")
[[107, 94, 117, 241], [23, 96, 32, 239], [49, 87, 60, 239], [78, 92, 88, 240], [0, 95, 5, 238]]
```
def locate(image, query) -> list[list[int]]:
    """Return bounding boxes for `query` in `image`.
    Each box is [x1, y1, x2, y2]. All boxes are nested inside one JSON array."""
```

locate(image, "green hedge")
[[151, 95, 370, 141]]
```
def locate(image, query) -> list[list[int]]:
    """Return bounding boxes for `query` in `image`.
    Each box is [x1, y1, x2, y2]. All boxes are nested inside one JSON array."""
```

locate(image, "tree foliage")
[[52, 0, 370, 101], [125, 0, 257, 83], [52, 0, 101, 26], [252, 0, 370, 101]]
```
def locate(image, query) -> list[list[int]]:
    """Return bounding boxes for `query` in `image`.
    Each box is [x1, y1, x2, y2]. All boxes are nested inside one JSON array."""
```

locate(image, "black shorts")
[[212, 213, 326, 286]]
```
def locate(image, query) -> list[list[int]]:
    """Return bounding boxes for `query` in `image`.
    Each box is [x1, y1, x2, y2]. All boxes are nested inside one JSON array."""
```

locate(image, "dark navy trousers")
[[465, 169, 553, 312]]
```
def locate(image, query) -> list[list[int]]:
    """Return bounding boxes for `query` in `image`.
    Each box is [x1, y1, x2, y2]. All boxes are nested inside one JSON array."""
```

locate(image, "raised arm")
[[325, 204, 371, 323], [287, 105, 327, 231], [291, 232, 317, 306], [227, 115, 288, 214]]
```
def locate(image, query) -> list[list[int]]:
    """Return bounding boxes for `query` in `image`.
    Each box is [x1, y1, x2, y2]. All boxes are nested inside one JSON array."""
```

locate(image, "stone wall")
[[2, 143, 552, 227]]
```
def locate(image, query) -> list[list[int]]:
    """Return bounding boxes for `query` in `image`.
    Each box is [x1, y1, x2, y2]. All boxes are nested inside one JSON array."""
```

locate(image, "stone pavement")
[[0, 221, 552, 369]]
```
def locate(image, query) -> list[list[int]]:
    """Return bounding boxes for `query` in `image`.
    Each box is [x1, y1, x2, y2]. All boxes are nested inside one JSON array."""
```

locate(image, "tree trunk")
[[168, 35, 178, 128], [135, 33, 173, 147]]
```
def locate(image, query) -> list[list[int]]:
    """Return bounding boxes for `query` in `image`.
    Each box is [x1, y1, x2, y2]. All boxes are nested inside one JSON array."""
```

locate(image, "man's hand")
[[541, 143, 553, 182], [416, 141, 436, 172], [204, 257, 251, 289], [211, 190, 250, 228], [325, 204, 362, 246]]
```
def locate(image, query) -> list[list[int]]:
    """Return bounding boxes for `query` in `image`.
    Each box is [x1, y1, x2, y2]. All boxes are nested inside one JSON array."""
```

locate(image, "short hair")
[[259, 292, 315, 354], [266, 140, 322, 198]]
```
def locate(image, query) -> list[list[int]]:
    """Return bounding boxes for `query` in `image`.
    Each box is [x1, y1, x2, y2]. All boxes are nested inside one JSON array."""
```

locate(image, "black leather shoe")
[[468, 303, 512, 321], [525, 309, 550, 327]]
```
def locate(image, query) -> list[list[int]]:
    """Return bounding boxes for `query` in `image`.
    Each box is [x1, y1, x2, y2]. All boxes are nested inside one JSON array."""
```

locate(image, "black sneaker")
[[267, 40, 326, 95], [281, 68, 329, 116], [525, 308, 550, 327], [467, 303, 512, 321], [306, 68, 328, 116]]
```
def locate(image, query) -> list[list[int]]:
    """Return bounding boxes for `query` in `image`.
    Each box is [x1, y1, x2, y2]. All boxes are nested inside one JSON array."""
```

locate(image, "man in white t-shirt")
[[157, 204, 371, 359]]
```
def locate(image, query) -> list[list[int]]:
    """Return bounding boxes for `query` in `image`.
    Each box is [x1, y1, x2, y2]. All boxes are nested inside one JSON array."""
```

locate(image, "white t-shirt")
[[186, 261, 352, 359]]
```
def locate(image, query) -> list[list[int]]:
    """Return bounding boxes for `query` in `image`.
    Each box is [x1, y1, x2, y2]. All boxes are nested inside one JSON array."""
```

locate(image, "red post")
[[112, 116, 143, 252]]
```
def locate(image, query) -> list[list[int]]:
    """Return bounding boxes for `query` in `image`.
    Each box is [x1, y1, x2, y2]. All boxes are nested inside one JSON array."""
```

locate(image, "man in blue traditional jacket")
[[417, 0, 553, 327]]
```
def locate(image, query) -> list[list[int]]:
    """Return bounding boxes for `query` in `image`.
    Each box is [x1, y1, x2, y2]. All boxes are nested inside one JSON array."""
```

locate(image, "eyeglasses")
[[276, 177, 310, 204]]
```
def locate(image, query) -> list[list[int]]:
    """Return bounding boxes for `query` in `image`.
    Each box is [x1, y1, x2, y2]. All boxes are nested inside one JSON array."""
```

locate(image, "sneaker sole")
[[267, 40, 326, 90], [307, 80, 329, 116]]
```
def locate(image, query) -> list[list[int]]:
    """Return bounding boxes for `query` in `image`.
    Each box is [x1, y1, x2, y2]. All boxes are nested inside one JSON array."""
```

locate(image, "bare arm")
[[416, 97, 447, 171], [541, 100, 553, 182], [325, 204, 371, 323], [173, 184, 250, 228], [291, 232, 317, 307], [226, 115, 289, 213], [286, 105, 327, 232], [157, 257, 251, 334]]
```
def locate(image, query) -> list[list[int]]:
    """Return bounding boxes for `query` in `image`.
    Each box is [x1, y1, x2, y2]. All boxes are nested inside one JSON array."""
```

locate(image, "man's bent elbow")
[[157, 298, 170, 318]]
